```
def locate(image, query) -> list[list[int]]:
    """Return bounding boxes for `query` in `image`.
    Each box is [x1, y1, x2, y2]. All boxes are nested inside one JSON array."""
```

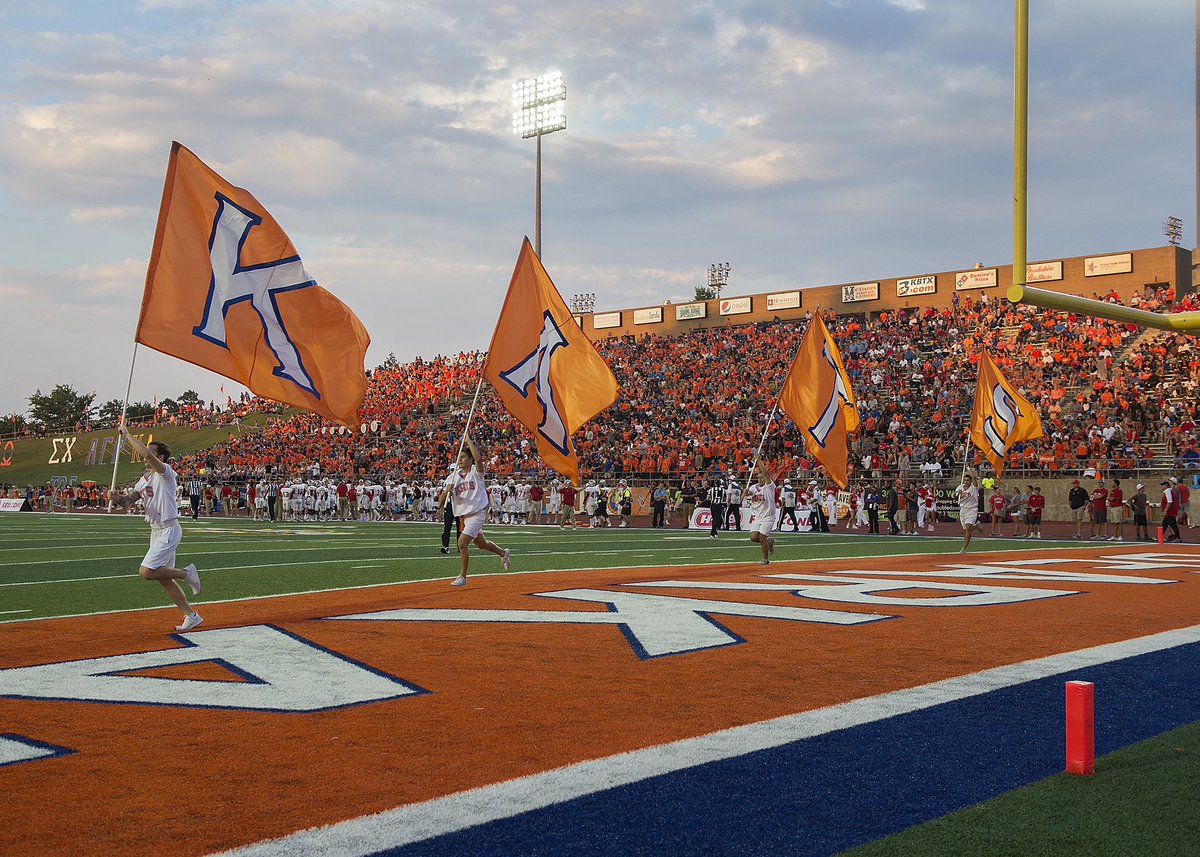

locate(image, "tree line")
[[3, 384, 209, 436]]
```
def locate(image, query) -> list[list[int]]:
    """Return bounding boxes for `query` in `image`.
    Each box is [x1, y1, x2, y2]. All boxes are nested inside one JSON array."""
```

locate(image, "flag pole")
[[745, 401, 780, 494], [106, 341, 139, 512], [438, 372, 486, 516], [455, 373, 487, 464]]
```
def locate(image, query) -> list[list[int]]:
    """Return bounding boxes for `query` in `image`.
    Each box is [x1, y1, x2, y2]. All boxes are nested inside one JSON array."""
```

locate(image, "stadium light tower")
[[513, 71, 566, 259], [1165, 215, 1183, 246], [708, 262, 730, 300]]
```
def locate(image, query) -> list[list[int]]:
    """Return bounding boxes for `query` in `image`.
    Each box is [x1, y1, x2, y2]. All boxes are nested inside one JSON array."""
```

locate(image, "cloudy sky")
[[0, 0, 1192, 417]]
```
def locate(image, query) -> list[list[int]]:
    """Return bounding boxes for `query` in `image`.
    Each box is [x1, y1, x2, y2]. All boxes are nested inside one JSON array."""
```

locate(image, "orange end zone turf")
[[1, 546, 1198, 855]]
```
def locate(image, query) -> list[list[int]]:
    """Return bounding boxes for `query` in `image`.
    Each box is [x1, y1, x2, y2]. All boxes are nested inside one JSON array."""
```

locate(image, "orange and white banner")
[[137, 142, 370, 427], [969, 350, 1044, 475], [778, 314, 860, 488], [482, 239, 618, 485]]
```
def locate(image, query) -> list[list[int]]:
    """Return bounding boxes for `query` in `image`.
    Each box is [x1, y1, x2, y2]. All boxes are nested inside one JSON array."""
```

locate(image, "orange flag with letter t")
[[777, 312, 860, 488], [969, 349, 1044, 475], [482, 238, 618, 485], [136, 142, 370, 427]]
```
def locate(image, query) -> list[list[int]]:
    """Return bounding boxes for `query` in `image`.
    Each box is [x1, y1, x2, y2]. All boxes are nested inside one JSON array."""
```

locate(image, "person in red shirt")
[[1106, 479, 1124, 541], [1026, 485, 1045, 539], [559, 483, 579, 528], [1089, 482, 1109, 540], [529, 483, 545, 524], [1160, 481, 1182, 542], [988, 487, 1008, 536]]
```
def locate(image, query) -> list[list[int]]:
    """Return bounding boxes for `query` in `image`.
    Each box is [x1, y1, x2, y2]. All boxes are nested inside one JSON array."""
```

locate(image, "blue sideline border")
[[382, 641, 1200, 857]]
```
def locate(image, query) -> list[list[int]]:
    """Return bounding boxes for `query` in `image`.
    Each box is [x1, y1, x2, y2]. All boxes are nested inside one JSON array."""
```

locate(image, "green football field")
[[1, 512, 1196, 855], [1, 512, 1043, 623]]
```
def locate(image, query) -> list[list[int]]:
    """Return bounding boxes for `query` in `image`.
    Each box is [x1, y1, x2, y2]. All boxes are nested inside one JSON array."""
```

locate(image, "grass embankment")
[[1, 413, 275, 487]]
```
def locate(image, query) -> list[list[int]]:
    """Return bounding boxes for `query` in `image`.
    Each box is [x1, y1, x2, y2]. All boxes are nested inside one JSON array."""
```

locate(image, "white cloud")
[[0, 0, 1192, 415]]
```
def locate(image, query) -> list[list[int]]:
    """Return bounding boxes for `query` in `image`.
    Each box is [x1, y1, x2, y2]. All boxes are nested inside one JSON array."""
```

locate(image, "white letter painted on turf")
[[0, 625, 425, 711], [328, 589, 892, 659], [629, 576, 1074, 608]]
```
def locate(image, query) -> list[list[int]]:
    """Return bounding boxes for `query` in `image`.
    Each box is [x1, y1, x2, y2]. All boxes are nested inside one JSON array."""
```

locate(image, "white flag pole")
[[106, 341, 139, 512], [744, 402, 780, 495]]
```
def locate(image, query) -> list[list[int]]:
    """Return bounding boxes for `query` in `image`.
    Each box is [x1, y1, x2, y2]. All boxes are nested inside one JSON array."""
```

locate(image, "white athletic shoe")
[[175, 612, 203, 632], [759, 559, 770, 565], [502, 549, 511, 572], [183, 563, 201, 596], [451, 575, 467, 587]]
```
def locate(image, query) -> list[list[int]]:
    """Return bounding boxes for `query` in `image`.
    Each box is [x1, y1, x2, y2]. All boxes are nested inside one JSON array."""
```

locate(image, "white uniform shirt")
[[136, 463, 179, 526], [450, 466, 489, 516], [747, 481, 777, 521]]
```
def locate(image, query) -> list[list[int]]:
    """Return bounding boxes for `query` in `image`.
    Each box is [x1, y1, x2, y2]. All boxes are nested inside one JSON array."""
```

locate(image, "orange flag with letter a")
[[482, 238, 618, 485], [777, 312, 860, 488], [136, 142, 370, 427], [969, 349, 1044, 475]]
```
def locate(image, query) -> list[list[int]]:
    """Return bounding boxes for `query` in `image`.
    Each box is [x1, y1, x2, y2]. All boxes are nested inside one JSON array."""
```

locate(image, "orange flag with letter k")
[[969, 349, 1044, 475], [136, 142, 370, 427], [777, 312, 860, 489], [482, 238, 618, 485]]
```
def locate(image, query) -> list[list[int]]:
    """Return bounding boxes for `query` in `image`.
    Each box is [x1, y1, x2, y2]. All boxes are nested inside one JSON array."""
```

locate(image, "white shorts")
[[461, 508, 487, 539], [143, 521, 182, 570], [960, 512, 978, 528], [751, 519, 773, 536]]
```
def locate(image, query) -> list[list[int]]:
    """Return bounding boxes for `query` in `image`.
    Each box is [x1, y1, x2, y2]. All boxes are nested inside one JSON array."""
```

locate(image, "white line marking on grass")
[[0, 609, 32, 615], [217, 623, 1200, 857], [4, 544, 1172, 624]]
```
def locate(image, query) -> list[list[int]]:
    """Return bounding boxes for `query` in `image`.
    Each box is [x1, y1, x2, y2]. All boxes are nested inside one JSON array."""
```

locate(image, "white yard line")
[[217, 623, 1200, 857]]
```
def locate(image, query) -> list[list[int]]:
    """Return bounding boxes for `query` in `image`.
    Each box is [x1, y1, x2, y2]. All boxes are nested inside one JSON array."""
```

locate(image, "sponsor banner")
[[840, 283, 879, 303], [954, 268, 997, 291], [1026, 261, 1063, 283], [719, 297, 752, 316], [1084, 253, 1133, 277], [0, 498, 32, 512], [766, 291, 801, 311], [592, 311, 622, 330], [689, 505, 813, 532], [675, 302, 707, 321], [633, 307, 663, 325], [896, 276, 936, 298]]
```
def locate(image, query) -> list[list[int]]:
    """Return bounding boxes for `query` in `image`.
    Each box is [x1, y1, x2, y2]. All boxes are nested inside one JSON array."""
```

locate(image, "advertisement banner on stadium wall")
[[840, 282, 879, 303], [766, 291, 801, 311], [1026, 261, 1063, 283], [1084, 253, 1133, 277], [633, 307, 663, 325], [592, 311, 622, 329], [719, 297, 752, 316], [954, 268, 997, 291], [675, 302, 707, 321], [689, 504, 813, 532], [896, 276, 936, 297], [0, 498, 32, 512]]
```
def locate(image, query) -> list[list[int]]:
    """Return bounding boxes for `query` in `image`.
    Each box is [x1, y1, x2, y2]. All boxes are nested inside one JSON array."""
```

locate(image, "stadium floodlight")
[[513, 71, 566, 258], [1164, 216, 1183, 247], [707, 262, 731, 299]]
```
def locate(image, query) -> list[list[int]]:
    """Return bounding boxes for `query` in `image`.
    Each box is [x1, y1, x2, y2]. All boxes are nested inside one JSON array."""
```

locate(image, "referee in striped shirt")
[[188, 476, 204, 520]]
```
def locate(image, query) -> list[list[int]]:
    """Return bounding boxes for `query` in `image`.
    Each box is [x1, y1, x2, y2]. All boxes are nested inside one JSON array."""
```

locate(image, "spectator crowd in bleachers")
[[164, 284, 1199, 490]]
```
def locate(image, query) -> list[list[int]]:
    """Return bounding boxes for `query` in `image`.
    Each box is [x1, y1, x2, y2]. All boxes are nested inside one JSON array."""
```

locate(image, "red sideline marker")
[[1157, 526, 1164, 545], [1065, 680, 1095, 775]]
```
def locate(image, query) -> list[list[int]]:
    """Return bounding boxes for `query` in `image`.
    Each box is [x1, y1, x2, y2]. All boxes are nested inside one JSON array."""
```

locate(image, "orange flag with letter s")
[[969, 349, 1044, 476], [777, 312, 860, 489], [482, 238, 618, 485], [136, 142, 370, 427]]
